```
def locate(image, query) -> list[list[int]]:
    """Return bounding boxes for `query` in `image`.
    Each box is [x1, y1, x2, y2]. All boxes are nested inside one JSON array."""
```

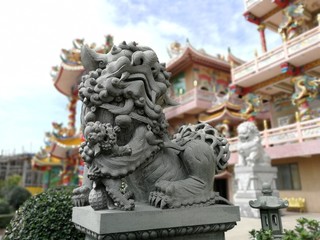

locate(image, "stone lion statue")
[[237, 121, 270, 167], [72, 41, 230, 211]]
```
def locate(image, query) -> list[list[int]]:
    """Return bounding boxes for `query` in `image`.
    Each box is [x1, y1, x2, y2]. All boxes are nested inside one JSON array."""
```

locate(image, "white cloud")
[[0, 0, 115, 153], [0, 0, 283, 153]]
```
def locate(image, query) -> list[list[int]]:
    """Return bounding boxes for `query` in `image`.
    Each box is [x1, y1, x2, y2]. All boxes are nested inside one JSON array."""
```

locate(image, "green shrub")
[[0, 175, 22, 198], [283, 217, 320, 240], [0, 199, 14, 228], [6, 186, 31, 210], [249, 217, 320, 240], [0, 199, 11, 214], [0, 214, 14, 229], [3, 187, 85, 240], [249, 229, 274, 240]]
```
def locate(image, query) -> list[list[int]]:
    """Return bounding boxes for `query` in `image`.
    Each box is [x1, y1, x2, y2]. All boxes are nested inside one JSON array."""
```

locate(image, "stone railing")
[[172, 88, 216, 105], [164, 88, 217, 119], [228, 118, 320, 152], [232, 26, 320, 83]]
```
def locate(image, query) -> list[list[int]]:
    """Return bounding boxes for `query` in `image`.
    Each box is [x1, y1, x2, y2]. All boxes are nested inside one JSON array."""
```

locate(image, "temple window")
[[274, 163, 301, 190], [172, 73, 186, 96]]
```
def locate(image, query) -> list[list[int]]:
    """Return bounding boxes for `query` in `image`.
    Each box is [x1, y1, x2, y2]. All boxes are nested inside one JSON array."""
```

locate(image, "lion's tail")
[[174, 123, 230, 174]]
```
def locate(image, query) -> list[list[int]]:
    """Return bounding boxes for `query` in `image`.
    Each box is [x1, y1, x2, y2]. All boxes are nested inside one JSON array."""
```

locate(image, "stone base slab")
[[234, 166, 279, 218], [73, 203, 240, 240]]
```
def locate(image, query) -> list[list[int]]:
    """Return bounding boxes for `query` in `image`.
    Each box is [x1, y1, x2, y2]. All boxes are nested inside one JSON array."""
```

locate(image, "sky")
[[0, 0, 282, 154]]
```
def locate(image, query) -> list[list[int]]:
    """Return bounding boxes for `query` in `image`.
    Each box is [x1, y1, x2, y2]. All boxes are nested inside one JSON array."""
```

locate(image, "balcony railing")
[[232, 26, 320, 84], [164, 89, 217, 119], [172, 88, 216, 104], [228, 118, 320, 152]]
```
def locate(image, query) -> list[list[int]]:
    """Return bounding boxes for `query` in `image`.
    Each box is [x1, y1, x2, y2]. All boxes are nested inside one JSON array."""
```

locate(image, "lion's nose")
[[131, 51, 145, 66]]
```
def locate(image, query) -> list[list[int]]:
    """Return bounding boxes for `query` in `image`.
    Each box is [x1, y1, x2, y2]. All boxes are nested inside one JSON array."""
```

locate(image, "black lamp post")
[[249, 183, 288, 239]]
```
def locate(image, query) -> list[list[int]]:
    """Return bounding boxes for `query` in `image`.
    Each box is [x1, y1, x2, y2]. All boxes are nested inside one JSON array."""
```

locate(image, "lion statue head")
[[237, 121, 260, 143]]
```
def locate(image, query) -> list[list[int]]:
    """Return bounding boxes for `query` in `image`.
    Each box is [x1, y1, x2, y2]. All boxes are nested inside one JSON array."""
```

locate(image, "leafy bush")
[[0, 199, 14, 228], [0, 175, 22, 198], [0, 214, 14, 229], [3, 187, 85, 240], [0, 199, 11, 214], [283, 217, 320, 240], [249, 217, 320, 240], [6, 186, 31, 210], [249, 229, 274, 240]]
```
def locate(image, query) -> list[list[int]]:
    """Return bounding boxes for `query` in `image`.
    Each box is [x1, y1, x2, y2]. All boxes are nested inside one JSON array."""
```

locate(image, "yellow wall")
[[272, 155, 320, 213], [26, 186, 43, 195]]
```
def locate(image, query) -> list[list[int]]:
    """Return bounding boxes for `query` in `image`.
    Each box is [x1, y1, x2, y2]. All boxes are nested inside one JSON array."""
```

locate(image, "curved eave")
[[228, 52, 245, 66], [50, 134, 83, 146], [47, 138, 80, 160], [226, 101, 242, 111], [206, 103, 225, 113], [167, 45, 230, 76], [53, 62, 85, 97], [207, 101, 241, 114], [199, 108, 245, 123], [32, 156, 62, 168]]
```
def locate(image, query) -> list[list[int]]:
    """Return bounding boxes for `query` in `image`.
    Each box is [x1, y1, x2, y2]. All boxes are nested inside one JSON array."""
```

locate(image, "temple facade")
[[165, 0, 320, 212], [164, 42, 245, 201], [32, 36, 114, 190]]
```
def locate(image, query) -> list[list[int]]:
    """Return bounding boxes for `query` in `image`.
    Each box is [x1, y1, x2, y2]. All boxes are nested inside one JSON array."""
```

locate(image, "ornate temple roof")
[[32, 156, 62, 168], [199, 101, 245, 124], [51, 36, 113, 97], [207, 100, 241, 113], [53, 64, 84, 97], [166, 42, 231, 76]]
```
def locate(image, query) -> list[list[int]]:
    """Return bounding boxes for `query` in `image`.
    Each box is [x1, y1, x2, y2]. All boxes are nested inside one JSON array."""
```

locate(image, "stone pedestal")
[[73, 203, 240, 240], [233, 166, 278, 218]]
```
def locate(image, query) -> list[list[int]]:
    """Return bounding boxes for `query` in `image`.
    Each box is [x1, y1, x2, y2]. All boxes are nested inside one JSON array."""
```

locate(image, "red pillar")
[[258, 24, 267, 53]]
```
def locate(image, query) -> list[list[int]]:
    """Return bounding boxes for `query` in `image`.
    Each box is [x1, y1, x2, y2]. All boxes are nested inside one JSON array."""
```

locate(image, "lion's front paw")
[[72, 186, 91, 207], [149, 178, 217, 209], [149, 191, 174, 209]]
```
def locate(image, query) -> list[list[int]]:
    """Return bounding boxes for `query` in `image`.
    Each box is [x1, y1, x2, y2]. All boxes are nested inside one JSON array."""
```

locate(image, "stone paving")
[[226, 211, 320, 240]]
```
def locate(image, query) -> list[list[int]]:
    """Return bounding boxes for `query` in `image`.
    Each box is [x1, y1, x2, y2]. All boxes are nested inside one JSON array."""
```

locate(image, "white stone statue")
[[237, 121, 270, 167]]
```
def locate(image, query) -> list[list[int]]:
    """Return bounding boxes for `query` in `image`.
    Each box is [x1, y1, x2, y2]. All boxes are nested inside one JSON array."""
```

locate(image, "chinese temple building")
[[32, 35, 113, 190], [165, 41, 245, 133], [164, 41, 246, 200], [230, 0, 320, 213], [165, 0, 320, 212]]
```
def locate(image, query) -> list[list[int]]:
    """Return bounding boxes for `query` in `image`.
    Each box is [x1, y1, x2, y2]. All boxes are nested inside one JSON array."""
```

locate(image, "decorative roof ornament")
[[227, 47, 245, 68], [167, 41, 184, 58], [50, 66, 59, 79]]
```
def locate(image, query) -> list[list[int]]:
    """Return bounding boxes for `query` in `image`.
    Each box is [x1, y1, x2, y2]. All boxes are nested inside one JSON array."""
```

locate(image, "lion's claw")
[[72, 186, 90, 207]]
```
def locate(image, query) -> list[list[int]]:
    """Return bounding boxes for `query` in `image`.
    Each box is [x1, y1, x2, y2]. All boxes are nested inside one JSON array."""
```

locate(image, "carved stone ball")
[[89, 187, 109, 210]]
